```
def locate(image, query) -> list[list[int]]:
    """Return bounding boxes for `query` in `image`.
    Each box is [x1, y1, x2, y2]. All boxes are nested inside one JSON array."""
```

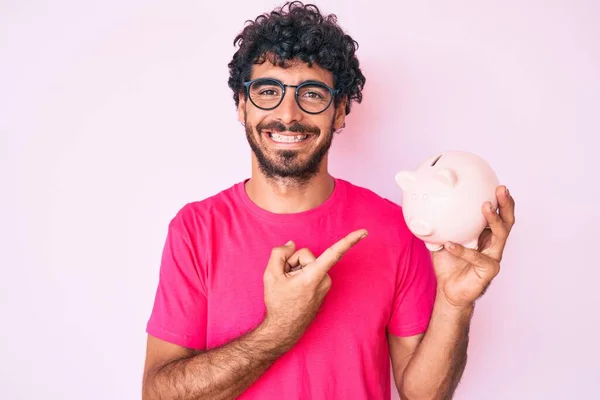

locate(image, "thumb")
[[266, 240, 296, 276]]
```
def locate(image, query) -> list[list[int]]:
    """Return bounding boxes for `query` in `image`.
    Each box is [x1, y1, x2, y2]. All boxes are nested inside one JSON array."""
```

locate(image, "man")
[[142, 2, 516, 399]]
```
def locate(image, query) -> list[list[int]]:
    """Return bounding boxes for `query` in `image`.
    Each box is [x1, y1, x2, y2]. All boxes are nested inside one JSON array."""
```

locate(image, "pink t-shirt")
[[146, 177, 437, 399]]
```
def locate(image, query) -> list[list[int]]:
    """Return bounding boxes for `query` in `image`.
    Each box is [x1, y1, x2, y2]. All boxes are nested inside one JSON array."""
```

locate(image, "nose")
[[275, 88, 303, 125]]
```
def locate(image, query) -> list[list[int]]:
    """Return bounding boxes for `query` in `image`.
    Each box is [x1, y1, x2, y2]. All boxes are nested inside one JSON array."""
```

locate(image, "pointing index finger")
[[310, 229, 368, 275]]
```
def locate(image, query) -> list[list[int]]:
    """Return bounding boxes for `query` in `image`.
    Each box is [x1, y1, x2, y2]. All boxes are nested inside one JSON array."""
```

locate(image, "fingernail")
[[446, 242, 455, 250], [285, 240, 293, 245], [487, 202, 494, 211], [505, 187, 509, 196]]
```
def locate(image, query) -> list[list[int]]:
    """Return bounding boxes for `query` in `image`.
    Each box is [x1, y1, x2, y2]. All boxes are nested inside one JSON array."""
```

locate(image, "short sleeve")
[[387, 234, 438, 337], [146, 208, 207, 350]]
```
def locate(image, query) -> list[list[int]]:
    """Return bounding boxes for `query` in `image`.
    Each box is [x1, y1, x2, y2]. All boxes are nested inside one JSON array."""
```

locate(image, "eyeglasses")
[[243, 78, 339, 115]]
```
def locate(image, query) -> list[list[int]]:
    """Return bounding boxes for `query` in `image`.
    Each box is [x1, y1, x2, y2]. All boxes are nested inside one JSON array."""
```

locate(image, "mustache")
[[257, 120, 320, 135]]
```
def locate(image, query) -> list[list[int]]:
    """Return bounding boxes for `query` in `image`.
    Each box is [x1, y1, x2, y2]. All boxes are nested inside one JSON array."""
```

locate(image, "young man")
[[142, 2, 516, 399]]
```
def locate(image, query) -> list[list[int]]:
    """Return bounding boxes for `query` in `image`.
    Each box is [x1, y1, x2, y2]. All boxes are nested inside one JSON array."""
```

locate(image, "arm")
[[391, 185, 515, 399], [389, 298, 473, 400], [143, 230, 368, 399], [142, 319, 288, 400]]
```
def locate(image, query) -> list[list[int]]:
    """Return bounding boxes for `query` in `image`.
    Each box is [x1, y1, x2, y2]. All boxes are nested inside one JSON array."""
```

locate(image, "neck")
[[245, 160, 335, 214]]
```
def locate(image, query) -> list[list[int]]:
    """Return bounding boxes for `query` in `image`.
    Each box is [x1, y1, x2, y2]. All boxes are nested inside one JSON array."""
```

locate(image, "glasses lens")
[[297, 83, 332, 113], [249, 79, 283, 109]]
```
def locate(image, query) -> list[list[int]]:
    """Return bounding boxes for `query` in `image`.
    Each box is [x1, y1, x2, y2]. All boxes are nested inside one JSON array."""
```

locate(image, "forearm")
[[143, 321, 288, 400], [400, 294, 474, 400]]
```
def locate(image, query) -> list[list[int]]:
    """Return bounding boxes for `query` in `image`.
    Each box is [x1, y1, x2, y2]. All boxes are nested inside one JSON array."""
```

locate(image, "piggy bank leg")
[[425, 242, 444, 251]]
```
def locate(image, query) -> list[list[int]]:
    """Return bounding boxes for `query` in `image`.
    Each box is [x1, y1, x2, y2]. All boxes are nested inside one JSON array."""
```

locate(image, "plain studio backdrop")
[[1, 0, 598, 399]]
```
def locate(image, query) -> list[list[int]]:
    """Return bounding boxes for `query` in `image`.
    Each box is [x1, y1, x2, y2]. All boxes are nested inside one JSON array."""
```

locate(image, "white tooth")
[[270, 133, 308, 143]]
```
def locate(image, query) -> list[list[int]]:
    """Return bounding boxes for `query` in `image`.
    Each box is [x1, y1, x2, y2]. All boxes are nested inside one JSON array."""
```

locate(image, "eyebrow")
[[257, 76, 331, 87]]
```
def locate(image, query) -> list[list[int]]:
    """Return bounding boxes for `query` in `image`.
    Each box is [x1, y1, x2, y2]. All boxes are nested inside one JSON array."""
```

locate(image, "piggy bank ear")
[[433, 168, 458, 187], [395, 170, 417, 190]]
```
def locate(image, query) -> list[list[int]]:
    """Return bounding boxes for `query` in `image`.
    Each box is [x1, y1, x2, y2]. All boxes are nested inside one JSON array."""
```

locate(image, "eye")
[[411, 193, 417, 200], [303, 91, 324, 99], [258, 89, 279, 96], [298, 84, 329, 101]]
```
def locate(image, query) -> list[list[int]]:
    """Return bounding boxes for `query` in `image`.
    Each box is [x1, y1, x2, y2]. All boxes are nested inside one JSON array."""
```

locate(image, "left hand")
[[431, 185, 516, 309]]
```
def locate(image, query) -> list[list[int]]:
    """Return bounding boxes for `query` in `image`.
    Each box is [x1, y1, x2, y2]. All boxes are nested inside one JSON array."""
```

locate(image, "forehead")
[[250, 57, 334, 87]]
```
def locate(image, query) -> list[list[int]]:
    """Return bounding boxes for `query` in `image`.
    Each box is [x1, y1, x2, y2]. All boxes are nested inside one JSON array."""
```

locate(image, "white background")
[[1, 0, 598, 398]]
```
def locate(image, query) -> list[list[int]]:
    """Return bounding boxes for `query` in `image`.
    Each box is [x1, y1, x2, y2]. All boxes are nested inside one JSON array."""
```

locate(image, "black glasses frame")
[[242, 78, 340, 115]]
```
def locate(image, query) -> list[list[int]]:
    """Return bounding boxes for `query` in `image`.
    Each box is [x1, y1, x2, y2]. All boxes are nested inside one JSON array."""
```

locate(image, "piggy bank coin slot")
[[431, 154, 443, 166]]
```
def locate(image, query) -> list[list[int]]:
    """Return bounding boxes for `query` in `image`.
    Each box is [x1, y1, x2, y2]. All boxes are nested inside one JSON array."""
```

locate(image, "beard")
[[244, 111, 335, 185]]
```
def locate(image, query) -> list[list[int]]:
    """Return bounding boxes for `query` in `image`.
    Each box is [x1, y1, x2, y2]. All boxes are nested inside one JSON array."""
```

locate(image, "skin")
[[142, 57, 516, 400], [240, 57, 348, 213], [393, 186, 515, 399]]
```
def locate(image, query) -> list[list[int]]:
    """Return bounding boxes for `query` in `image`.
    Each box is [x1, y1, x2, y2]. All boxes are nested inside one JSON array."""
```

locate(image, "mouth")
[[263, 131, 311, 144]]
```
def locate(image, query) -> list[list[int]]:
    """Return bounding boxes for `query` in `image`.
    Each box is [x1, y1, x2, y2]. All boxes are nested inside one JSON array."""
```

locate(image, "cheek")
[[311, 114, 334, 131], [249, 109, 275, 126], [244, 115, 264, 134]]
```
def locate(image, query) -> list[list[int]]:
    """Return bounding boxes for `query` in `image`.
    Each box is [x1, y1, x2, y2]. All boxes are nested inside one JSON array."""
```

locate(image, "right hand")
[[262, 229, 368, 350]]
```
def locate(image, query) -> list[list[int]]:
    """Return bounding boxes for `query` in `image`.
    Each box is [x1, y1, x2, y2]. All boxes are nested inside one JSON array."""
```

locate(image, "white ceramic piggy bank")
[[395, 150, 499, 251]]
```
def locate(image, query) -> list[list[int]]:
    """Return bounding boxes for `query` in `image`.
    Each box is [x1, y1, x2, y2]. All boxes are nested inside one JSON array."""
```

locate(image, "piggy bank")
[[395, 150, 500, 251]]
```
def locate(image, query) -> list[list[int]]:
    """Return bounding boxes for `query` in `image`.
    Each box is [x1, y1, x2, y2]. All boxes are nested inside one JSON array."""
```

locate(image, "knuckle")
[[300, 248, 315, 260], [334, 250, 344, 262], [326, 247, 344, 262]]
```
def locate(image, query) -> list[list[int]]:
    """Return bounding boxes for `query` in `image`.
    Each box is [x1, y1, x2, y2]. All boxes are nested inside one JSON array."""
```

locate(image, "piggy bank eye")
[[411, 193, 417, 200], [422, 194, 428, 200]]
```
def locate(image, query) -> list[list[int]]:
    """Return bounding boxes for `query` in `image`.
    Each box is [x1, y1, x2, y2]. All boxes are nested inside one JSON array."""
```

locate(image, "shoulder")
[[168, 181, 242, 233], [338, 178, 412, 240], [340, 178, 406, 220]]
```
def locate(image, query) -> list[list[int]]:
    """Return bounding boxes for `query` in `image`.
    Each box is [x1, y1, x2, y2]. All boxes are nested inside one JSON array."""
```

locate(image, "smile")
[[264, 131, 310, 143]]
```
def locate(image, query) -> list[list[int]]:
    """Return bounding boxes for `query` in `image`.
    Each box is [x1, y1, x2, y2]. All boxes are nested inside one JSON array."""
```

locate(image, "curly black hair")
[[227, 1, 365, 115]]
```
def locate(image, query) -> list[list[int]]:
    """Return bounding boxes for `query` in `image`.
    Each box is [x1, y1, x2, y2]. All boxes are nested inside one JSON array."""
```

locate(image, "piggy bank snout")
[[408, 219, 434, 236]]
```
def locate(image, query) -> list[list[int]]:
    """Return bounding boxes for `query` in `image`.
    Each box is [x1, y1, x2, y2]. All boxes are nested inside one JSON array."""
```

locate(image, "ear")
[[395, 170, 417, 190], [433, 168, 458, 187], [237, 92, 246, 125], [334, 96, 347, 130]]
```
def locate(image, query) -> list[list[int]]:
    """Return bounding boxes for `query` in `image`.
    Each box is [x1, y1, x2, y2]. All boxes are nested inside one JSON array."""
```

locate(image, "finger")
[[287, 268, 304, 277], [482, 201, 508, 259], [483, 201, 506, 236], [496, 185, 515, 229], [443, 242, 500, 279], [286, 248, 316, 273], [266, 240, 296, 277], [289, 248, 317, 268], [308, 229, 368, 277]]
